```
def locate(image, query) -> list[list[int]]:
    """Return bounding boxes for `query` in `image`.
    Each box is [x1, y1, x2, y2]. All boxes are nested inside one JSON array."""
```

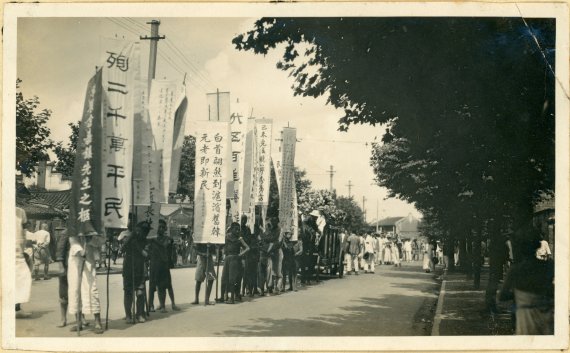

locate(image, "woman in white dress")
[[422, 241, 435, 273]]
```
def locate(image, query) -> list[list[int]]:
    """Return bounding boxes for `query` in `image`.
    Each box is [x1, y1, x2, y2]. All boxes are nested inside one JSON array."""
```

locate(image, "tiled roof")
[[29, 189, 71, 210], [376, 216, 405, 226]]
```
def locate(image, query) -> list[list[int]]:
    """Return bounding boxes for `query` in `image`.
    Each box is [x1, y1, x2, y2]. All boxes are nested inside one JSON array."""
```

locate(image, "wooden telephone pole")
[[140, 20, 165, 93]]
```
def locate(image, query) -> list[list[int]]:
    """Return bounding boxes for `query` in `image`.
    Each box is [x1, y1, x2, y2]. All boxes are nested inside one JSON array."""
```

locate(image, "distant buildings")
[[375, 213, 422, 238]]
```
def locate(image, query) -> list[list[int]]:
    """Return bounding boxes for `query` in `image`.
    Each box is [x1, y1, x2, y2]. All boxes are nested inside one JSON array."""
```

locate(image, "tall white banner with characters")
[[193, 121, 230, 244], [101, 39, 139, 228], [229, 101, 250, 222], [280, 128, 297, 240], [254, 119, 272, 206]]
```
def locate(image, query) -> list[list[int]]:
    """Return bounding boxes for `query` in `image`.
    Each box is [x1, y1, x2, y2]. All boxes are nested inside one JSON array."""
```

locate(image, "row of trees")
[[233, 17, 555, 309]]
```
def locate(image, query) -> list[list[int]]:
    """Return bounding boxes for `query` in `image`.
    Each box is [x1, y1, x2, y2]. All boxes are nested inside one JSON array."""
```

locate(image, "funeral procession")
[[10, 11, 560, 343]]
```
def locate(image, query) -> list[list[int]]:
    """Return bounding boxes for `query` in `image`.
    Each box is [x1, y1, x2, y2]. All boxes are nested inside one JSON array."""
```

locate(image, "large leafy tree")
[[234, 17, 555, 305], [53, 121, 80, 178], [16, 79, 55, 177]]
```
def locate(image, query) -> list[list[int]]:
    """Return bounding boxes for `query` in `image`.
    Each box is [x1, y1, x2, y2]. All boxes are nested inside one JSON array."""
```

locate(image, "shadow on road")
[[217, 293, 436, 337]]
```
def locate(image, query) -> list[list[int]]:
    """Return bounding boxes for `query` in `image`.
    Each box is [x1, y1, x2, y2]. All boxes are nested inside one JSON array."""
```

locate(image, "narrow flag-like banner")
[[241, 117, 257, 231], [254, 119, 273, 206], [101, 39, 139, 228], [193, 121, 230, 244], [169, 85, 188, 195], [229, 101, 250, 222], [132, 81, 151, 206], [279, 128, 297, 239], [68, 69, 104, 236]]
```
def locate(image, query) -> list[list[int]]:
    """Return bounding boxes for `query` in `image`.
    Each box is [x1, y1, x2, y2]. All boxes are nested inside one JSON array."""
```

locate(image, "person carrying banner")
[[265, 218, 283, 295], [221, 222, 250, 304], [241, 215, 259, 297], [300, 215, 317, 284], [67, 229, 105, 334], [257, 222, 272, 296], [148, 219, 180, 313], [282, 231, 302, 291], [122, 221, 151, 323], [192, 243, 216, 305]]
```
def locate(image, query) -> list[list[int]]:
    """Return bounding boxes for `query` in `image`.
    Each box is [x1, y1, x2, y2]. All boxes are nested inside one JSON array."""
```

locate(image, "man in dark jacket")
[[122, 221, 150, 323]]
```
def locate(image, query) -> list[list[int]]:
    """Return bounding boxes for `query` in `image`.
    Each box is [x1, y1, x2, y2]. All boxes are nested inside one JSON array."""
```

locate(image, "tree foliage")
[[335, 196, 366, 233], [234, 17, 555, 233], [176, 135, 196, 200], [53, 121, 80, 178], [16, 79, 55, 177]]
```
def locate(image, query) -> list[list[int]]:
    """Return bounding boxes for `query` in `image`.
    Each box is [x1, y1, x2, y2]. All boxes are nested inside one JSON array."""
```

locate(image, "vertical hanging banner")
[[291, 176, 299, 241], [229, 101, 250, 222], [169, 85, 188, 195], [147, 79, 177, 236], [68, 69, 104, 236], [206, 91, 233, 201], [149, 80, 178, 202], [272, 150, 282, 196], [254, 119, 273, 206], [132, 81, 151, 206], [193, 121, 230, 244], [241, 117, 257, 231], [279, 128, 297, 240], [101, 40, 139, 228]]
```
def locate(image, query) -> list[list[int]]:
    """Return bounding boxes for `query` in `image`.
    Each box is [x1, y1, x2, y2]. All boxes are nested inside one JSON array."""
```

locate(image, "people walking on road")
[[383, 240, 393, 265], [15, 207, 33, 319], [373, 234, 381, 265], [499, 229, 554, 335], [345, 233, 361, 274], [412, 238, 420, 261], [404, 239, 412, 262], [422, 241, 435, 273], [391, 240, 401, 267], [362, 233, 375, 273], [192, 243, 216, 305], [147, 219, 180, 313], [121, 221, 150, 324]]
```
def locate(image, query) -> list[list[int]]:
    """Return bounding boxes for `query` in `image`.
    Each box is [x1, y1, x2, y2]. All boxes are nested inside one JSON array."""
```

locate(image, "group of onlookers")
[[341, 232, 427, 275]]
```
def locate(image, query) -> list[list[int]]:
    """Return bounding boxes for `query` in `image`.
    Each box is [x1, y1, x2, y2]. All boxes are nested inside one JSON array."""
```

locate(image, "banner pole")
[[205, 245, 210, 306], [215, 244, 221, 301], [105, 228, 111, 330]]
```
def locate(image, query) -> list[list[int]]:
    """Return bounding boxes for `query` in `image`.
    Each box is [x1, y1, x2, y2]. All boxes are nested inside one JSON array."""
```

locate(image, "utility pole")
[[376, 199, 379, 233], [140, 20, 165, 93], [327, 165, 336, 193], [362, 196, 367, 222], [346, 180, 353, 198]]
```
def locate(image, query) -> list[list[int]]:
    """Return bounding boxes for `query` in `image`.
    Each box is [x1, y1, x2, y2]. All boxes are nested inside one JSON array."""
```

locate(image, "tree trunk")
[[485, 219, 504, 313], [462, 233, 471, 277], [444, 231, 455, 272], [472, 234, 481, 289]]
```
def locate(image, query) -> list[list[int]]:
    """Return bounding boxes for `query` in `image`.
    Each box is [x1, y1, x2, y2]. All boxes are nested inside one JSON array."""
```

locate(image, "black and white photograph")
[[2, 2, 569, 351]]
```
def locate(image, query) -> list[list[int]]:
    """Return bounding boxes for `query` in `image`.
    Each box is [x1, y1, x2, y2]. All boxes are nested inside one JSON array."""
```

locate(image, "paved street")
[[16, 261, 440, 337]]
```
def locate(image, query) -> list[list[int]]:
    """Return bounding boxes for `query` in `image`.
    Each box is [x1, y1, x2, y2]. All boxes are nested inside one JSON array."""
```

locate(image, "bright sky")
[[17, 17, 421, 221]]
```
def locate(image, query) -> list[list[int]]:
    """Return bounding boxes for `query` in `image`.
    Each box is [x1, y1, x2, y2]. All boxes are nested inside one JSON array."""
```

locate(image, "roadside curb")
[[430, 268, 447, 336]]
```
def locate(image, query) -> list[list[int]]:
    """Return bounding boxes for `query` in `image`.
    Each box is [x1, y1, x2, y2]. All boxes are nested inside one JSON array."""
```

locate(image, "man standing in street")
[[192, 243, 216, 305], [32, 223, 52, 280], [148, 219, 180, 313], [346, 233, 361, 275], [363, 233, 376, 274]]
